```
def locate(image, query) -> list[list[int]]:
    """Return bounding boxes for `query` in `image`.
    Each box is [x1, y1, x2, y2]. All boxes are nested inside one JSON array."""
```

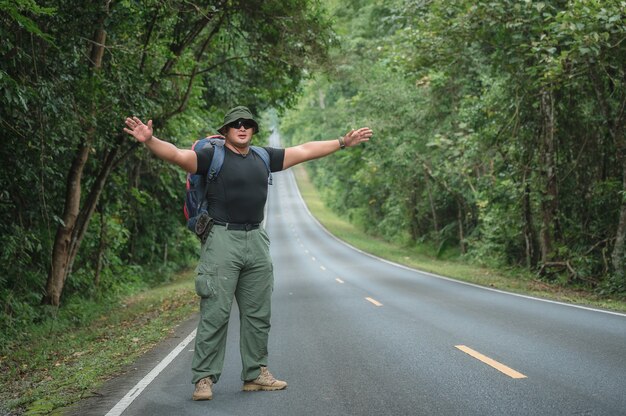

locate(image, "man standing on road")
[[123, 106, 372, 401]]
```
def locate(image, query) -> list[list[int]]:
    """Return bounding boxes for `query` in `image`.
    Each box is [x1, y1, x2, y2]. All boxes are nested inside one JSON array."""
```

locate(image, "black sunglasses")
[[228, 119, 255, 130]]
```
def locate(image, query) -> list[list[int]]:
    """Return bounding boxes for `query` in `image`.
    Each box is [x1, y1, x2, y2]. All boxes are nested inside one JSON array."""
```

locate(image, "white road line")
[[311, 256, 316, 261], [336, 278, 345, 284], [105, 330, 197, 416], [288, 169, 626, 318], [366, 297, 383, 307], [320, 266, 326, 271]]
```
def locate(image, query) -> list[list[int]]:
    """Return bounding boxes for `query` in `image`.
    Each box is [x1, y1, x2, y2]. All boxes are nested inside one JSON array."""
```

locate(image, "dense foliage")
[[282, 0, 626, 293], [0, 0, 332, 346], [3, 0, 625, 349]]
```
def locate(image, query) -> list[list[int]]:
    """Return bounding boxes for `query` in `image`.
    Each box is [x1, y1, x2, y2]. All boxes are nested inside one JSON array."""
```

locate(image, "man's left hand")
[[343, 127, 373, 147]]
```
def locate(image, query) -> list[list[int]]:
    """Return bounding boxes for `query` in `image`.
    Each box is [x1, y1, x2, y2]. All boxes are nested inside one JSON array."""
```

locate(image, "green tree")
[[282, 0, 626, 291], [0, 0, 333, 322]]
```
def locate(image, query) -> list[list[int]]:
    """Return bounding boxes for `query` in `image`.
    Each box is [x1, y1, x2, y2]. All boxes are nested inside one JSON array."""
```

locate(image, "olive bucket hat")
[[217, 106, 259, 134]]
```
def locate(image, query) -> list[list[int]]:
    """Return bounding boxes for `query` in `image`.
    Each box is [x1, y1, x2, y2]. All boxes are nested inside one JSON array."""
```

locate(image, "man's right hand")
[[124, 116, 153, 143]]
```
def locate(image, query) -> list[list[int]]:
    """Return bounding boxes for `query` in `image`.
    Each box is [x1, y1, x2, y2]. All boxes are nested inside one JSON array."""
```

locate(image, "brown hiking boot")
[[243, 367, 288, 391], [192, 377, 213, 401]]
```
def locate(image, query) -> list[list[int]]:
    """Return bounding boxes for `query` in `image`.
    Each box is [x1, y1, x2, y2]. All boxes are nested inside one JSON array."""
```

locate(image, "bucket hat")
[[217, 106, 259, 134]]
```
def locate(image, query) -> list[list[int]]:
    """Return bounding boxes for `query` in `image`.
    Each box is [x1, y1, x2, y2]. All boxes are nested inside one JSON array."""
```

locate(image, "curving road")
[[91, 131, 626, 416]]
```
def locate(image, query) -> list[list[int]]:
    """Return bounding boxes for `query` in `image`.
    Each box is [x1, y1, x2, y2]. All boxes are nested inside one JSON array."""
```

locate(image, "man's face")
[[225, 119, 255, 148]]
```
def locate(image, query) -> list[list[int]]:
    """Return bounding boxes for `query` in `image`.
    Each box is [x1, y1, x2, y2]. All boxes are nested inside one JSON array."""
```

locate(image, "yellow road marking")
[[365, 297, 383, 307], [455, 345, 527, 379], [336, 278, 344, 284]]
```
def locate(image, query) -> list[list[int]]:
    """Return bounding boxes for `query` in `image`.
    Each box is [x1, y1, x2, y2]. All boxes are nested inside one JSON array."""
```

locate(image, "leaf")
[[52, 215, 66, 227], [5, 6, 54, 43]]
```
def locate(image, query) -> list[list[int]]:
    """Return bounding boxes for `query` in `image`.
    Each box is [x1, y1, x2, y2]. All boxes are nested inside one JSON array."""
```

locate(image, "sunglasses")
[[228, 119, 255, 130]]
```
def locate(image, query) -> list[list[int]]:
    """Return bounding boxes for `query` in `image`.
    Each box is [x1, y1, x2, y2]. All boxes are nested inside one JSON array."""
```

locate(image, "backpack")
[[183, 135, 272, 232]]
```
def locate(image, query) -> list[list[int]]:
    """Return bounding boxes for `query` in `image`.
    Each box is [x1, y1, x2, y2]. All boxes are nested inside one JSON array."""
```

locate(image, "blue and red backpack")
[[183, 135, 272, 232]]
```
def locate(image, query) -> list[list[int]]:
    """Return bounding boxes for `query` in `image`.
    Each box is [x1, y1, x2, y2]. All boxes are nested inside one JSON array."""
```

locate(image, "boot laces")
[[260, 367, 276, 383]]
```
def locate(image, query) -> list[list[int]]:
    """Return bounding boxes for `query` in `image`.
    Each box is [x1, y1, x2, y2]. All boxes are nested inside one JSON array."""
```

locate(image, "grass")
[[292, 165, 626, 314], [0, 271, 197, 415]]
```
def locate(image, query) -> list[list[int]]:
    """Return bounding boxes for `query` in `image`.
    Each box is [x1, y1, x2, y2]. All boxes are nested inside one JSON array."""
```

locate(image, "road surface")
[[87, 131, 626, 416]]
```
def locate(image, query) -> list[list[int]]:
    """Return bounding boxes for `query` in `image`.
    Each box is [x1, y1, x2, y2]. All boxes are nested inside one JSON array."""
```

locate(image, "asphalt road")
[[90, 133, 626, 416]]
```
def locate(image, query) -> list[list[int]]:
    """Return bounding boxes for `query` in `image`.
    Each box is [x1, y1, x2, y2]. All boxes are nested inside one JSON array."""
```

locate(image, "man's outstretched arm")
[[124, 116, 198, 173], [282, 127, 373, 170]]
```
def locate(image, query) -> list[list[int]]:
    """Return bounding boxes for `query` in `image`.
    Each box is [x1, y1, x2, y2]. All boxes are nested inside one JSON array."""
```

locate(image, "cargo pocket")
[[259, 229, 270, 246], [195, 263, 218, 298]]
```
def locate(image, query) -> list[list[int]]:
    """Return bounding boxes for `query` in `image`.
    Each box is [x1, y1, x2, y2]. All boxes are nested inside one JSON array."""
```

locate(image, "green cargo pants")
[[191, 225, 274, 384]]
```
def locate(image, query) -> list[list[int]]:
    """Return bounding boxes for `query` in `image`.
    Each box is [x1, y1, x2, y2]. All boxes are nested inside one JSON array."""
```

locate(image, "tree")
[[1, 0, 333, 309], [282, 0, 626, 289]]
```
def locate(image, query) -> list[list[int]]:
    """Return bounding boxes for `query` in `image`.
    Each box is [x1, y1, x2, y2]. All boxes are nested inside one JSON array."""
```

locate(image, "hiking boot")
[[243, 367, 287, 391], [192, 377, 213, 401]]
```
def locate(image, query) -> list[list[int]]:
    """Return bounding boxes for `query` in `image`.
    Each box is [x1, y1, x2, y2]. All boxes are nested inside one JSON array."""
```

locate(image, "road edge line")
[[105, 329, 197, 416]]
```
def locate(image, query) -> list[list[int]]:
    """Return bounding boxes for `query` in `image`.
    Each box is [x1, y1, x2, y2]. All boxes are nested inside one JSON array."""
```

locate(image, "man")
[[123, 106, 372, 401]]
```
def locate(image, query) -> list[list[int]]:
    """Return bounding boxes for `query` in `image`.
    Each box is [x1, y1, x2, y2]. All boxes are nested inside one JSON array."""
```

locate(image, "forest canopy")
[[281, 0, 626, 293]]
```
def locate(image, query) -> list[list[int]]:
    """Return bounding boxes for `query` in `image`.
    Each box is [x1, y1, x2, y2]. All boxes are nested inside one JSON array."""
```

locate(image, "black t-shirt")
[[195, 146, 285, 224]]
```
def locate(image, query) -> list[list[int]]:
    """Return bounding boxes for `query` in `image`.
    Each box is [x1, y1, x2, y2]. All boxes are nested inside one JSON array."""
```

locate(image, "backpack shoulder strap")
[[206, 136, 225, 182], [250, 146, 273, 185]]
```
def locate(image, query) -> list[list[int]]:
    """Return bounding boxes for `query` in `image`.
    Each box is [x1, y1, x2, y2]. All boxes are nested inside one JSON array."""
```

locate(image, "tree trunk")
[[128, 157, 142, 261], [589, 64, 626, 278], [139, 6, 160, 73], [538, 89, 558, 264], [318, 89, 326, 109], [457, 199, 466, 254], [520, 134, 539, 269], [42, 22, 107, 306], [94, 207, 106, 287], [149, 6, 219, 94], [407, 184, 420, 242], [66, 147, 119, 276], [424, 171, 439, 234], [611, 163, 626, 278], [43, 142, 91, 305], [42, 3, 226, 306], [159, 15, 224, 121], [522, 177, 538, 269], [610, 119, 626, 278]]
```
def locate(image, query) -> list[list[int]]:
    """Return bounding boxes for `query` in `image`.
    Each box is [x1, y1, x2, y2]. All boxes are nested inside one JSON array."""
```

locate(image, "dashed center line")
[[335, 278, 344, 284], [311, 256, 316, 261], [455, 345, 527, 379], [320, 266, 326, 271], [365, 297, 383, 307]]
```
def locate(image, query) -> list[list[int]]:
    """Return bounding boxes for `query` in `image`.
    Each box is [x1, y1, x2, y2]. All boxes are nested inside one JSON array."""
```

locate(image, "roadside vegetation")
[[0, 271, 196, 415], [281, 0, 626, 303]]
